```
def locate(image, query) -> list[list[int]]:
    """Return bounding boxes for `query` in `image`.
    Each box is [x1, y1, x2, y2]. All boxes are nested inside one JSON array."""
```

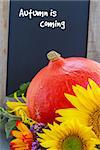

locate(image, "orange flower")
[[10, 120, 34, 150]]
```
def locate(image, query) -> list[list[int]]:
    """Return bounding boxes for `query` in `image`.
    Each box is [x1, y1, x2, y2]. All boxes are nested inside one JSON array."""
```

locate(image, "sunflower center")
[[62, 136, 82, 150], [89, 108, 100, 137]]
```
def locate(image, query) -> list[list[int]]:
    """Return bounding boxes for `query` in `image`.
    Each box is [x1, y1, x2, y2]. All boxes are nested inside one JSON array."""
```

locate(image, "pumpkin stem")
[[47, 51, 61, 61]]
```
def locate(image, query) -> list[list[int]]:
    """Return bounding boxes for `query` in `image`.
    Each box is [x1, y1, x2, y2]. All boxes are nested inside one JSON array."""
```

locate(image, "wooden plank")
[[87, 0, 100, 62], [0, 1, 9, 105]]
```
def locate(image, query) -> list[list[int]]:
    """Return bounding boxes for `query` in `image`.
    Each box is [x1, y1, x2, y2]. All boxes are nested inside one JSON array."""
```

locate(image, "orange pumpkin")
[[26, 51, 100, 123]]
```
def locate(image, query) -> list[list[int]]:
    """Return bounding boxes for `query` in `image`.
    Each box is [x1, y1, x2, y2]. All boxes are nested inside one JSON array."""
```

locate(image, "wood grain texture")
[[0, 1, 9, 105], [87, 0, 100, 62]]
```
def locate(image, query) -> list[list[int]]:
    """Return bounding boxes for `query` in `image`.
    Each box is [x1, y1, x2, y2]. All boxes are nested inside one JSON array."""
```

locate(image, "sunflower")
[[10, 120, 34, 150], [38, 119, 98, 150], [56, 79, 100, 138]]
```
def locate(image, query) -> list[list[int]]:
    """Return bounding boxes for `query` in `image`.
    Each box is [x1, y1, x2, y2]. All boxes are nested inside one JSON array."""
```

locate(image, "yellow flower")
[[56, 79, 100, 138], [6, 92, 36, 126], [38, 119, 98, 150], [10, 120, 33, 150], [6, 93, 36, 126], [6, 93, 29, 117]]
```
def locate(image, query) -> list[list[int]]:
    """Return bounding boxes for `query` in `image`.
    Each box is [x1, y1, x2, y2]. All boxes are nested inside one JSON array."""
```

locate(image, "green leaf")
[[5, 118, 20, 139], [0, 107, 20, 131], [8, 82, 30, 97], [0, 107, 21, 138], [0, 115, 7, 128], [0, 107, 8, 128], [19, 82, 30, 91], [0, 107, 18, 119]]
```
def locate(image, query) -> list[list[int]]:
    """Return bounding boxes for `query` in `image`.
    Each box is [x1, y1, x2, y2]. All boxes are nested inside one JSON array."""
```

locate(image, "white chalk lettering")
[[50, 9, 57, 17], [39, 20, 66, 30], [19, 8, 48, 19], [18, 8, 67, 30], [19, 8, 24, 17]]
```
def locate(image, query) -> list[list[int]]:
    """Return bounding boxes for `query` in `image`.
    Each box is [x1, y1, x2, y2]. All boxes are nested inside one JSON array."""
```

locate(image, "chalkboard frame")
[[6, 0, 90, 95]]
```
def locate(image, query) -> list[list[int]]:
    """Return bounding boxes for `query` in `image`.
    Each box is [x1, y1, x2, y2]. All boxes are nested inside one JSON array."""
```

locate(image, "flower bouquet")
[[0, 51, 100, 150]]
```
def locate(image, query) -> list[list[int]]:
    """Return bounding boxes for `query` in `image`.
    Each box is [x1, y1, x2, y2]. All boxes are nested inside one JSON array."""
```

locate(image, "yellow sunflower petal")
[[64, 93, 88, 113], [38, 127, 59, 140], [40, 140, 58, 148], [56, 117, 66, 123], [42, 129, 58, 140], [87, 84, 99, 106], [92, 88, 100, 103], [38, 133, 49, 140], [56, 108, 88, 125], [88, 78, 99, 89], [72, 86, 95, 113], [88, 79, 100, 99], [87, 79, 100, 109], [74, 85, 96, 111], [47, 123, 65, 139]]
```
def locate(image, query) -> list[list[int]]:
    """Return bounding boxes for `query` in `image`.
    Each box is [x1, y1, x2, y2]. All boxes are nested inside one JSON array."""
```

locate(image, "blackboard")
[[7, 0, 90, 95]]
